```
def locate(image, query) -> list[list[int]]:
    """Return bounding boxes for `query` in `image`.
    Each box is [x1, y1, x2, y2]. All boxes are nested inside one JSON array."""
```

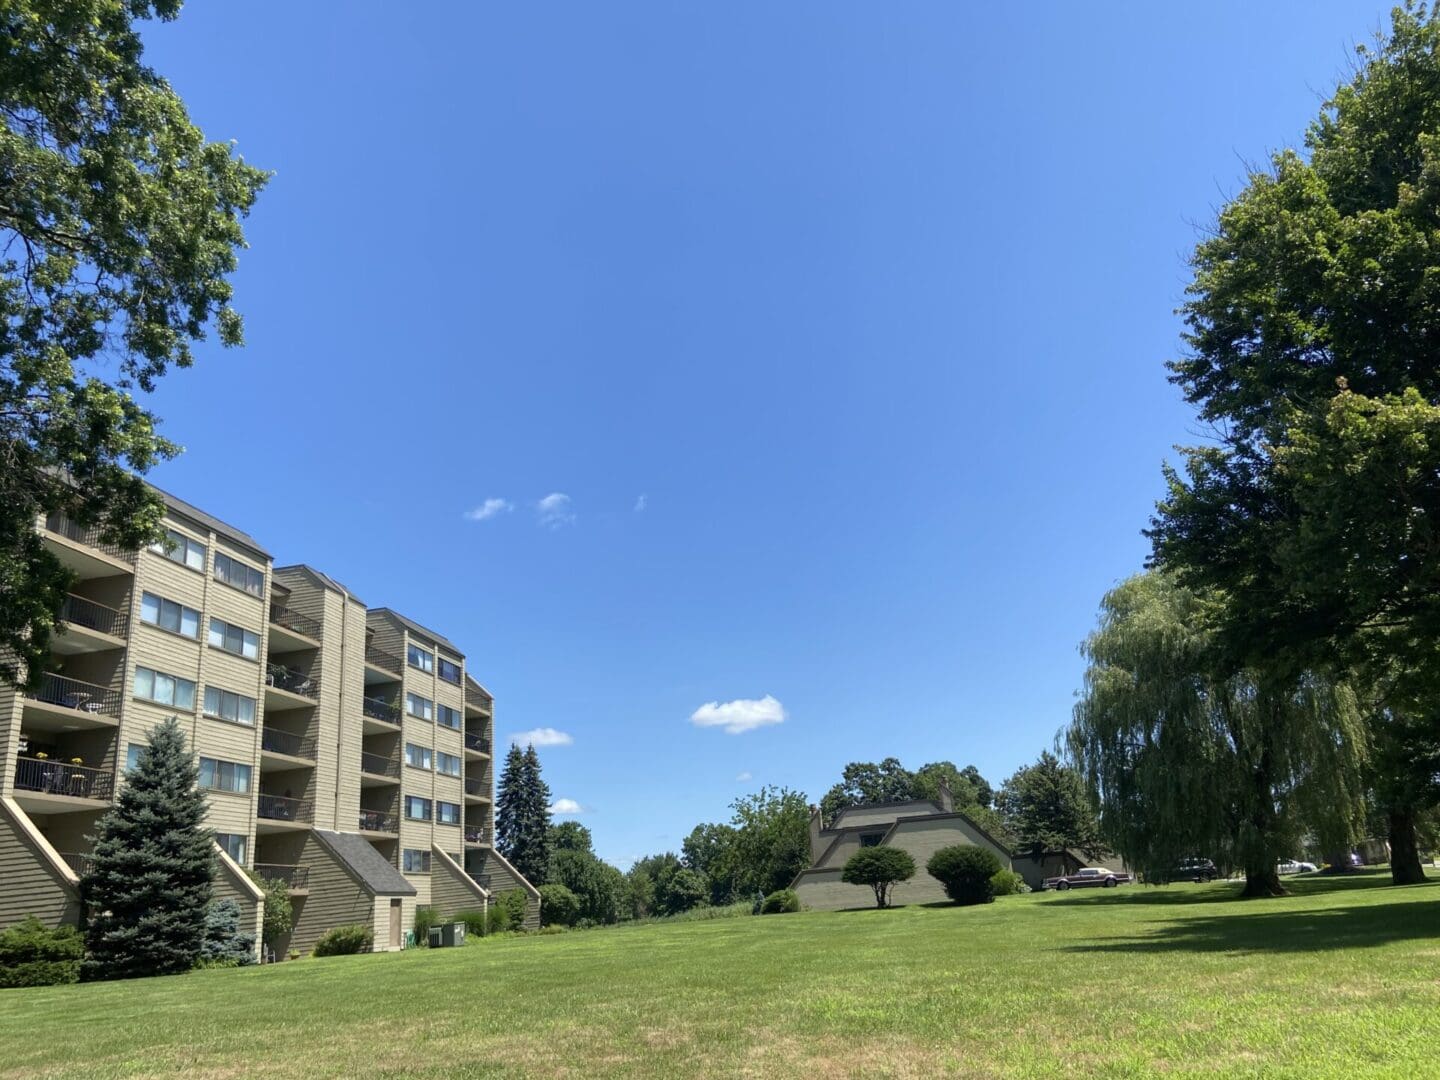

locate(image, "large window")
[[436, 801, 461, 825], [436, 751, 461, 778], [406, 693, 433, 721], [214, 552, 264, 597], [436, 703, 461, 730], [140, 591, 200, 639], [150, 528, 206, 571], [404, 743, 432, 771], [438, 657, 461, 685], [407, 644, 434, 673], [402, 849, 431, 873], [204, 685, 256, 726], [199, 756, 251, 795], [133, 666, 196, 710], [215, 832, 247, 865], [208, 617, 260, 660], [405, 795, 432, 821], [125, 743, 144, 772]]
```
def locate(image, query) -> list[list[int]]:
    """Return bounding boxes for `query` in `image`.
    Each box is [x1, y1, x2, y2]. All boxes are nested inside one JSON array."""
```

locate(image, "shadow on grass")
[[1041, 869, 1400, 909]]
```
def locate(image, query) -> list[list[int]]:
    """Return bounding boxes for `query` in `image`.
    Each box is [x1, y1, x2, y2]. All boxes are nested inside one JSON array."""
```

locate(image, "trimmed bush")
[[990, 869, 1028, 896], [538, 883, 580, 928], [487, 889, 528, 935], [841, 846, 917, 908], [413, 906, 441, 945], [197, 899, 256, 967], [312, 923, 373, 956], [760, 888, 800, 914], [927, 845, 1003, 905], [0, 917, 83, 988]]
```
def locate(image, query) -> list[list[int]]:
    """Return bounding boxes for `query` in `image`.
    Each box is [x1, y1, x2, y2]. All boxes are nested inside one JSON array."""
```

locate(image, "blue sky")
[[138, 2, 1394, 867]]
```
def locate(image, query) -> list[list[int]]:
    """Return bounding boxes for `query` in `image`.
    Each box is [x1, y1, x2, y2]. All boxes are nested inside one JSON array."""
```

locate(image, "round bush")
[[0, 916, 83, 987], [760, 888, 800, 914], [989, 869, 1028, 896], [539, 883, 581, 927], [927, 845, 1003, 905], [312, 923, 373, 956], [841, 845, 917, 908]]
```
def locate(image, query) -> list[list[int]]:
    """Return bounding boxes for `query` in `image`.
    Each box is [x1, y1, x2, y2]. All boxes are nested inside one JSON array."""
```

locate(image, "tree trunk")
[[1388, 807, 1426, 886], [1322, 848, 1355, 874], [1241, 861, 1288, 897]]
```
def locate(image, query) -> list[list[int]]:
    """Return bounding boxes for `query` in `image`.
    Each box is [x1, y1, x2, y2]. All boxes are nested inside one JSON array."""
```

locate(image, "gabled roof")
[[828, 799, 944, 829], [368, 607, 462, 655], [274, 563, 364, 607], [313, 830, 416, 896], [150, 482, 270, 557], [464, 672, 494, 699]]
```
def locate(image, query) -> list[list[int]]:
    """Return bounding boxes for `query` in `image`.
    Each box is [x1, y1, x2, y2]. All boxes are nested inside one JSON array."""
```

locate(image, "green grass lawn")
[[2, 870, 1437, 1078]]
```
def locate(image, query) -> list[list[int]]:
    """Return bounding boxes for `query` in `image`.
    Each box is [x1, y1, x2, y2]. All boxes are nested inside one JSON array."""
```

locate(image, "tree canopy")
[[496, 744, 552, 886], [996, 752, 1104, 860]]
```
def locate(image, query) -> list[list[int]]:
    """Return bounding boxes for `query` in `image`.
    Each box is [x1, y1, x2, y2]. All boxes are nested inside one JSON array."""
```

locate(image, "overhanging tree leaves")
[[0, 0, 267, 688]]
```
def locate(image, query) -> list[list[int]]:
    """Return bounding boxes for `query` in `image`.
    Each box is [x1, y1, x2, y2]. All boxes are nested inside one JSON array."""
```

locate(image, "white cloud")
[[735, 771, 752, 782], [634, 493, 648, 512], [509, 727, 574, 748], [463, 498, 512, 522], [549, 798, 584, 815], [536, 492, 575, 529], [689, 695, 787, 736]]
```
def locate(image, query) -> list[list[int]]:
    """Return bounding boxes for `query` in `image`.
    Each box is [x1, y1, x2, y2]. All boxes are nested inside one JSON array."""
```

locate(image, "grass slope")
[[2, 871, 1437, 1078]]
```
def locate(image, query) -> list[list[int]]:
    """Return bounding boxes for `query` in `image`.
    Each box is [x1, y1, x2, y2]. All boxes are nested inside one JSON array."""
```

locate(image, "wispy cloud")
[[536, 492, 575, 529], [509, 727, 574, 748], [549, 797, 584, 815], [735, 771, 752, 782], [689, 695, 787, 736], [634, 493, 648, 512], [463, 498, 512, 522]]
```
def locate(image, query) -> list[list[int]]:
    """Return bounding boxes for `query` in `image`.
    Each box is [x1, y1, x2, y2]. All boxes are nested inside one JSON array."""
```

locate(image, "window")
[[125, 743, 144, 772], [204, 685, 256, 726], [438, 657, 461, 684], [208, 617, 260, 660], [402, 849, 431, 873], [404, 743, 432, 771], [407, 644, 434, 673], [214, 552, 264, 597], [198, 756, 251, 795], [405, 796, 432, 821], [140, 592, 200, 639], [150, 528, 206, 571], [436, 751, 461, 778], [133, 666, 196, 710], [859, 833, 884, 848], [215, 832, 247, 865], [436, 703, 461, 730], [436, 801, 461, 825], [406, 693, 433, 721]]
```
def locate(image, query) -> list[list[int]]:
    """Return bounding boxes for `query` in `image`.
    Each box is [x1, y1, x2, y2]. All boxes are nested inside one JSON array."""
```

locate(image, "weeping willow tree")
[[1068, 573, 1369, 897]]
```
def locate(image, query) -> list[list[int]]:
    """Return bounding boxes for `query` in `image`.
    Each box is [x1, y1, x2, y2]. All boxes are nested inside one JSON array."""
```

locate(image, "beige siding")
[[429, 846, 487, 917], [0, 800, 80, 929], [212, 844, 264, 962], [287, 832, 386, 955]]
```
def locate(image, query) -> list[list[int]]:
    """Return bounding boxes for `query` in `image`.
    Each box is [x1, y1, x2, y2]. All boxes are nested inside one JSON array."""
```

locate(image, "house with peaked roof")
[[790, 780, 1014, 910]]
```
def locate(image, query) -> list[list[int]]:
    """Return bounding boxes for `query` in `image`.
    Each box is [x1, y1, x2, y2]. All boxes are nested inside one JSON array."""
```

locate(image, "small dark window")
[[860, 833, 883, 848]]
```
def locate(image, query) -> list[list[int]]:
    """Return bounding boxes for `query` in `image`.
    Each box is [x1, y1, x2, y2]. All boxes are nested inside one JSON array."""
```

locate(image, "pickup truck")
[[1043, 867, 1132, 891]]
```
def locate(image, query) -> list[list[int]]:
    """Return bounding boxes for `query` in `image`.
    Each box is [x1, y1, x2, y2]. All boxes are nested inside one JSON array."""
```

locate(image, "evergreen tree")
[[81, 717, 214, 980], [495, 744, 526, 866], [997, 752, 1105, 860], [496, 742, 552, 885]]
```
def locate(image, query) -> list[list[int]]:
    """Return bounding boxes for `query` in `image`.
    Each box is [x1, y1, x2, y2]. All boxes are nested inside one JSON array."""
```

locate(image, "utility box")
[[442, 922, 466, 947], [427, 927, 443, 948]]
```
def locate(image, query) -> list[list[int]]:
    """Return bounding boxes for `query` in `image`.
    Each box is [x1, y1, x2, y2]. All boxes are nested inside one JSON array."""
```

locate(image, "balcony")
[[269, 602, 322, 649], [59, 852, 94, 878], [14, 757, 114, 802], [464, 683, 493, 714], [23, 673, 122, 727], [360, 751, 400, 780], [252, 863, 310, 891], [265, 663, 319, 701], [463, 731, 491, 755], [361, 695, 401, 729], [256, 792, 312, 826], [54, 594, 128, 652], [463, 827, 488, 845], [463, 776, 489, 799], [357, 808, 398, 834], [364, 644, 402, 678], [260, 727, 317, 762], [41, 512, 136, 578]]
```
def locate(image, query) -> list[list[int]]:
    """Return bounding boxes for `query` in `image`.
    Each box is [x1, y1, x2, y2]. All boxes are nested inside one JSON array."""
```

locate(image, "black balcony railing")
[[358, 808, 398, 833], [360, 751, 400, 778], [269, 602, 322, 642], [253, 863, 310, 890], [365, 644, 402, 676], [261, 727, 316, 760], [25, 673, 122, 718], [361, 695, 401, 725], [42, 512, 136, 563], [257, 792, 312, 823], [463, 731, 491, 754], [463, 827, 488, 845], [60, 594, 128, 639], [15, 757, 114, 801], [463, 776, 488, 798], [265, 664, 319, 699], [60, 852, 94, 878], [464, 684, 493, 713]]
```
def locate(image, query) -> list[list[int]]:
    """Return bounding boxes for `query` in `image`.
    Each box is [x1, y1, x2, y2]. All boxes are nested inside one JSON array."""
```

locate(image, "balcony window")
[[438, 657, 461, 684], [402, 849, 430, 873], [198, 756, 251, 795], [406, 693, 433, 721], [407, 643, 434, 673], [208, 617, 259, 660], [436, 751, 461, 778], [215, 832, 247, 865], [134, 666, 196, 710], [140, 592, 200, 639], [437, 801, 461, 825], [150, 528, 206, 571], [404, 743, 432, 771], [437, 703, 461, 730], [204, 686, 256, 726], [405, 796, 432, 821], [214, 552, 264, 597], [125, 743, 144, 772]]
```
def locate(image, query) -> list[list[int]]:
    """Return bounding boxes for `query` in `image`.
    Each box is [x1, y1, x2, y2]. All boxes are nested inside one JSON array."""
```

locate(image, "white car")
[[1277, 859, 1317, 875]]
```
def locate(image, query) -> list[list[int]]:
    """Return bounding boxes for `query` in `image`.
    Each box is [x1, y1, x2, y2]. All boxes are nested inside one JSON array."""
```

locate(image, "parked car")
[[1277, 859, 1318, 875], [1161, 858, 1220, 883], [1043, 867, 1132, 891]]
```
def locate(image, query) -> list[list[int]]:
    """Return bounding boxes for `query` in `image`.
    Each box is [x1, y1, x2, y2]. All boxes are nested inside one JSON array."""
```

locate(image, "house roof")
[[150, 483, 270, 557], [464, 672, 494, 700], [827, 799, 944, 829], [368, 607, 462, 655], [312, 830, 416, 896], [274, 563, 365, 606]]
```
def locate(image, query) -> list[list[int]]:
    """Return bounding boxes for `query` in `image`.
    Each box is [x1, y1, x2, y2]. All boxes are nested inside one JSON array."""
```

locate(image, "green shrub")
[[538, 883, 580, 927], [452, 909, 488, 937], [537, 924, 568, 935], [0, 916, 83, 988], [759, 888, 800, 914], [841, 846, 917, 908], [246, 873, 294, 954], [197, 899, 255, 967], [990, 869, 1028, 896], [927, 845, 1003, 905], [312, 923, 373, 957], [487, 889, 528, 935], [413, 906, 441, 945]]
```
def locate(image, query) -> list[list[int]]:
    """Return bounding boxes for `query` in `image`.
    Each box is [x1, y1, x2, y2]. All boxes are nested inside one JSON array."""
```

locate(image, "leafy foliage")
[[819, 758, 999, 827], [989, 869, 1028, 896], [0, 916, 82, 987], [538, 883, 580, 928], [997, 751, 1104, 859], [198, 899, 255, 967], [451, 909, 488, 938], [681, 822, 741, 905], [496, 744, 552, 886], [0, 0, 267, 688], [548, 849, 624, 925], [926, 845, 1002, 906], [312, 923, 373, 957], [759, 888, 800, 914], [488, 889, 530, 934], [728, 785, 812, 897], [549, 821, 593, 854], [247, 873, 293, 952], [841, 846, 917, 908], [413, 906, 441, 944], [81, 716, 214, 980]]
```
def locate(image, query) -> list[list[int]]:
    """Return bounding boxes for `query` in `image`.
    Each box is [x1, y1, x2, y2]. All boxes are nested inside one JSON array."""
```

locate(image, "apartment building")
[[0, 489, 539, 956]]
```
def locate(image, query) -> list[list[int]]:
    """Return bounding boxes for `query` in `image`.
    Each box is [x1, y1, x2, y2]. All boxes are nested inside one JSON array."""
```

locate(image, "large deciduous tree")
[[728, 785, 812, 898], [0, 1, 266, 688]]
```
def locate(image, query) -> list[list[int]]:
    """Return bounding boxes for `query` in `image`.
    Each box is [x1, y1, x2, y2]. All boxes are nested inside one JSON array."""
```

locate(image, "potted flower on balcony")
[[69, 757, 84, 766], [35, 751, 48, 760]]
